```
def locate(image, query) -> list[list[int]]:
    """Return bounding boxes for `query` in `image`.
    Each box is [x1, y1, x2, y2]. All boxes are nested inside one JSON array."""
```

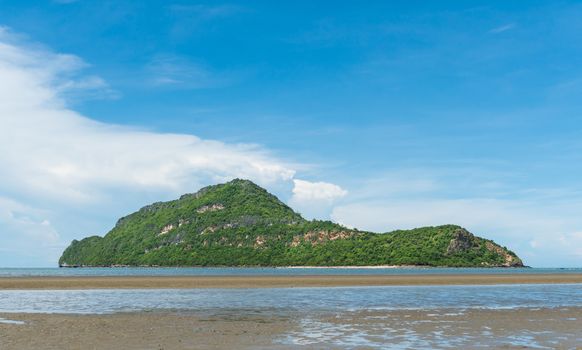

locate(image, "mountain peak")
[[227, 178, 260, 186], [179, 178, 264, 201]]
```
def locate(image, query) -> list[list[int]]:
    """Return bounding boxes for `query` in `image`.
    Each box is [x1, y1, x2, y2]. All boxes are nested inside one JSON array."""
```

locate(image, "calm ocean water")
[[0, 266, 580, 277], [0, 284, 580, 314]]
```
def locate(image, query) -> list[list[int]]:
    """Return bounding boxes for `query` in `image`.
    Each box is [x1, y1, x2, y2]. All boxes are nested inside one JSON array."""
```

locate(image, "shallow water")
[[0, 318, 25, 325], [0, 283, 580, 314], [281, 307, 582, 349], [1, 284, 580, 348], [0, 266, 580, 277]]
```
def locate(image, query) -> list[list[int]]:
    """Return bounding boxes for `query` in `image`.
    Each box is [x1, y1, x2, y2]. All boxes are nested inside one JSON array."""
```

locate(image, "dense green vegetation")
[[60, 179, 523, 267]]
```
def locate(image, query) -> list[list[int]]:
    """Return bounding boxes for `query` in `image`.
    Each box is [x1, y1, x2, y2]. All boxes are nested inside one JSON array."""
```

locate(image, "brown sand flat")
[[1, 307, 581, 349], [0, 273, 581, 289], [0, 312, 297, 350]]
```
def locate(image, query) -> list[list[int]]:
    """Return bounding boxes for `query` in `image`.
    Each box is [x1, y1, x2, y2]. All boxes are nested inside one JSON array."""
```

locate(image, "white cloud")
[[0, 27, 333, 266], [0, 26, 117, 101], [0, 30, 296, 205], [288, 179, 347, 219], [291, 179, 347, 202]]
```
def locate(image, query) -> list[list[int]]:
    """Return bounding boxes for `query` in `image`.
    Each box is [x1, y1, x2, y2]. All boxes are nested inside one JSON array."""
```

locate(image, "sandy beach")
[[0, 273, 581, 290], [1, 307, 580, 349]]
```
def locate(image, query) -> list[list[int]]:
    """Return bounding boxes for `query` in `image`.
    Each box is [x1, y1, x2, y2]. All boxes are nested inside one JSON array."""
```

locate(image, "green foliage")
[[59, 179, 523, 268]]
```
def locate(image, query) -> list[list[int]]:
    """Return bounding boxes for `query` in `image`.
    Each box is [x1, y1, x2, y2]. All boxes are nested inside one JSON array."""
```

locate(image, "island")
[[59, 179, 523, 268]]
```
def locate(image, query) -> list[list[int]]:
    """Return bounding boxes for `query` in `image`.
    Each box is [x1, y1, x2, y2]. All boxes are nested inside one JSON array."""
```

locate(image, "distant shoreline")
[[279, 265, 527, 269], [59, 264, 528, 269], [1, 273, 580, 290]]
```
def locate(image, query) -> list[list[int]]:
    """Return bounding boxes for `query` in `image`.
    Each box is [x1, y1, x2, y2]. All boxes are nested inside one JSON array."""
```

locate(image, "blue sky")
[[0, 0, 582, 267]]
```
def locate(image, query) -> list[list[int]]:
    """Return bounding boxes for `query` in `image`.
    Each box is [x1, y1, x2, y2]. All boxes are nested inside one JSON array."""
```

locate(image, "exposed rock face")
[[200, 226, 217, 235], [446, 228, 476, 255], [446, 228, 524, 267], [254, 235, 266, 248], [485, 241, 523, 267], [158, 224, 175, 236], [196, 204, 225, 214], [290, 230, 356, 247]]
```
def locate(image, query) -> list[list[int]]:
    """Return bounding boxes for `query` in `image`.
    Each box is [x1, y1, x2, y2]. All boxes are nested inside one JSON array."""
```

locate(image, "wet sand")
[[0, 273, 581, 289], [1, 307, 580, 349], [0, 312, 296, 350], [306, 307, 582, 349]]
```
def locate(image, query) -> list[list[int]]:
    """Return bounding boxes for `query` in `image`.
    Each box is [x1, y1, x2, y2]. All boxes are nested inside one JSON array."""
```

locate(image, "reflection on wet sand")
[[1, 307, 580, 349], [285, 307, 582, 349]]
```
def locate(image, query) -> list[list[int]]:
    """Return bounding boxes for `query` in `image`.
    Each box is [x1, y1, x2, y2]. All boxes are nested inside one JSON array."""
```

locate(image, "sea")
[[1, 267, 581, 348]]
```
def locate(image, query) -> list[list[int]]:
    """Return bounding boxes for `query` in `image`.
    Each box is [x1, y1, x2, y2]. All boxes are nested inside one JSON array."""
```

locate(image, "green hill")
[[59, 179, 523, 267]]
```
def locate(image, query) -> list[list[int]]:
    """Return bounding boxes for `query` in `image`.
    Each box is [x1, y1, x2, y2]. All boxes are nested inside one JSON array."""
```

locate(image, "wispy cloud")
[[168, 4, 247, 39], [169, 4, 244, 19], [489, 23, 516, 34], [53, 0, 80, 4], [145, 54, 234, 89], [0, 196, 62, 265], [0, 26, 119, 103]]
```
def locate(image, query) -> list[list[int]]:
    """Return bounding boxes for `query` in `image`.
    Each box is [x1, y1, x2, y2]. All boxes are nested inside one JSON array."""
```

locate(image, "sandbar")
[[1, 273, 581, 290]]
